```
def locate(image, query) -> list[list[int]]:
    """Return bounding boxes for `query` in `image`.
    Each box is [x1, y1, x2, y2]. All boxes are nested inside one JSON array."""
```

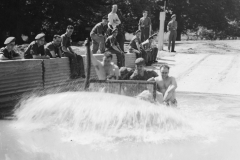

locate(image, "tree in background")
[[1, 0, 240, 46], [166, 0, 240, 40]]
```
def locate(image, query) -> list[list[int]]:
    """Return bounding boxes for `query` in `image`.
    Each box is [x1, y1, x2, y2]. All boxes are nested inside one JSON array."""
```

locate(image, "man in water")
[[88, 41, 119, 80], [45, 35, 62, 58], [154, 64, 177, 106], [90, 15, 108, 54], [24, 33, 50, 59], [0, 37, 21, 60], [130, 58, 158, 80], [105, 28, 124, 68], [137, 65, 177, 106], [167, 14, 178, 52], [138, 10, 152, 42]]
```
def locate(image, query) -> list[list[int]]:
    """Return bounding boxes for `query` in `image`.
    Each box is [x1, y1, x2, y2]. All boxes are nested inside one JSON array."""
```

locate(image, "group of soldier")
[[0, 4, 178, 106], [90, 4, 159, 69], [0, 25, 85, 79]]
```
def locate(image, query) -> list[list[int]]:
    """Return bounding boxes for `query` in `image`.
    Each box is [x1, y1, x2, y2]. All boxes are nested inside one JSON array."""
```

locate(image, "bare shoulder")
[[170, 76, 176, 81], [155, 76, 163, 82], [169, 76, 177, 83]]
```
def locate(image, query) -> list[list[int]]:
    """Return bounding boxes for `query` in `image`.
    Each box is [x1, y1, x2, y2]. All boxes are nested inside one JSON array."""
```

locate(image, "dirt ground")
[[149, 40, 240, 96]]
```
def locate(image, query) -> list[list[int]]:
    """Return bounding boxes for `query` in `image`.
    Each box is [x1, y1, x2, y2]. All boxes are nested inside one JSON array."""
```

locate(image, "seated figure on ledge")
[[24, 33, 50, 59], [0, 37, 21, 60], [45, 35, 62, 58], [105, 28, 124, 68]]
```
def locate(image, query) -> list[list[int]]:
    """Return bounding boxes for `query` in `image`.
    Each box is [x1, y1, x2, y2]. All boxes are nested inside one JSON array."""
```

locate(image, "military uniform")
[[167, 14, 178, 52], [119, 67, 134, 80], [0, 37, 20, 60], [129, 31, 148, 63], [130, 58, 158, 80], [105, 29, 124, 68], [139, 17, 151, 41], [130, 69, 158, 80], [0, 48, 20, 60], [142, 34, 158, 65], [24, 41, 45, 59], [61, 33, 85, 78], [90, 20, 108, 54], [45, 41, 61, 58], [24, 33, 46, 59]]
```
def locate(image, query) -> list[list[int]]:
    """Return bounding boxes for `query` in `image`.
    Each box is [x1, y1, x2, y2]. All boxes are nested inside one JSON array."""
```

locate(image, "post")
[[84, 38, 91, 90], [158, 12, 166, 51]]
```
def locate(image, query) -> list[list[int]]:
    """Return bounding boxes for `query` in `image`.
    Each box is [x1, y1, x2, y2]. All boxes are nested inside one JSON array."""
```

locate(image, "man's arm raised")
[[85, 40, 101, 68]]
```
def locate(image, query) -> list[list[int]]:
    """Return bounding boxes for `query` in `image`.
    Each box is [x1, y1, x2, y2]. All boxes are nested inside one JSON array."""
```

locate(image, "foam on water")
[[12, 92, 222, 145]]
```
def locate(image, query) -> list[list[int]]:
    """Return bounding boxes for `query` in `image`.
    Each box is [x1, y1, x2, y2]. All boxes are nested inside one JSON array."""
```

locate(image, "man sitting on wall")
[[45, 35, 62, 58], [0, 37, 21, 60], [24, 33, 50, 59], [130, 58, 158, 80], [87, 40, 119, 80], [61, 25, 85, 78], [129, 30, 149, 65], [142, 33, 158, 65], [105, 28, 124, 68]]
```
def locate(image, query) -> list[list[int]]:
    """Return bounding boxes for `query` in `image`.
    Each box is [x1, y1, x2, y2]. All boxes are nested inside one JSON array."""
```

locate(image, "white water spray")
[[13, 92, 221, 145]]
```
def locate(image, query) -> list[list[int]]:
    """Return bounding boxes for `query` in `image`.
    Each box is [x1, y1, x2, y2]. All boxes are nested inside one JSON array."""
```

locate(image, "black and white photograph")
[[0, 0, 240, 159]]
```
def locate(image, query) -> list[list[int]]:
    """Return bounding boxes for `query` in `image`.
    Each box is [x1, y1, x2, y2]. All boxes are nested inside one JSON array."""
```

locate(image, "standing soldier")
[[90, 16, 108, 54], [138, 10, 152, 42], [107, 4, 121, 35], [167, 14, 177, 52]]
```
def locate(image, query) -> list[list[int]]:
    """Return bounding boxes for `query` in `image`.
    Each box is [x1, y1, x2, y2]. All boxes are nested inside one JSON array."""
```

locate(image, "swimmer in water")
[[87, 40, 119, 80], [154, 64, 177, 106], [137, 64, 177, 106]]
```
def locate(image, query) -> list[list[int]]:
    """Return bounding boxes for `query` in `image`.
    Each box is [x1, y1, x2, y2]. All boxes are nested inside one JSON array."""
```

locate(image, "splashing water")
[[12, 92, 223, 146]]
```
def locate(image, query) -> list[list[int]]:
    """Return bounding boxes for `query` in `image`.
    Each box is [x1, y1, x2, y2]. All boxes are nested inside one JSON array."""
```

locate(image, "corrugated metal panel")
[[43, 58, 71, 88], [125, 53, 136, 68], [0, 59, 43, 108]]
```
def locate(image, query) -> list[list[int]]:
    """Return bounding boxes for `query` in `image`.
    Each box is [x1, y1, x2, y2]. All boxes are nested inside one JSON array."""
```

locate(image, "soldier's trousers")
[[107, 48, 124, 68], [129, 48, 148, 63], [63, 52, 85, 78], [90, 34, 105, 54], [140, 27, 150, 42], [168, 30, 177, 51]]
